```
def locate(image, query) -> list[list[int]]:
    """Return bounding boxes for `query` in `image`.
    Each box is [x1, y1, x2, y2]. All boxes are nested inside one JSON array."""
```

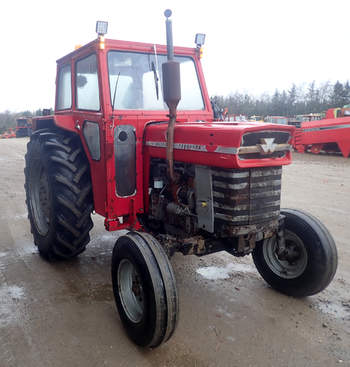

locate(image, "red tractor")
[[25, 10, 337, 348], [294, 108, 350, 157]]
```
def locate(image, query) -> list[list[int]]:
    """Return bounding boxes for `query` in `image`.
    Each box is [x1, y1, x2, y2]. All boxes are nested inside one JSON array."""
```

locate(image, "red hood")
[[144, 121, 295, 169]]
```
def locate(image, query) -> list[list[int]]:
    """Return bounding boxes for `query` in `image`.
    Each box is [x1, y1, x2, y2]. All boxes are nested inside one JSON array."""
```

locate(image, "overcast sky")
[[1, 0, 350, 112]]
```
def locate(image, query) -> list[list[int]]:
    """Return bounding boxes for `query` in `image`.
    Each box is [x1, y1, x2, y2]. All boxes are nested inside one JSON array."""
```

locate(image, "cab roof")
[[56, 38, 198, 65]]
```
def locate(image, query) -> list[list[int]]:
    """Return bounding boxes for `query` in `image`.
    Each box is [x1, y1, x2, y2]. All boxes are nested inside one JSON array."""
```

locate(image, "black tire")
[[111, 232, 178, 348], [24, 129, 94, 260], [252, 209, 337, 297]]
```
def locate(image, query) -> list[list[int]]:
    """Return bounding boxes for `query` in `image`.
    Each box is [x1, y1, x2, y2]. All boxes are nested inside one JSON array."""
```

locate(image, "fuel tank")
[[144, 121, 295, 168]]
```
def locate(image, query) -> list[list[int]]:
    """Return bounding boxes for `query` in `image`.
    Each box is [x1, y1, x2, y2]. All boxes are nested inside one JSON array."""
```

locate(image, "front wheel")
[[111, 232, 178, 348], [252, 209, 337, 297]]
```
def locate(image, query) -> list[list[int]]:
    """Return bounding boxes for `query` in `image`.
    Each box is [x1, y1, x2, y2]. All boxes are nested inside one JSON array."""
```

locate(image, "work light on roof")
[[195, 33, 206, 48], [96, 21, 108, 36]]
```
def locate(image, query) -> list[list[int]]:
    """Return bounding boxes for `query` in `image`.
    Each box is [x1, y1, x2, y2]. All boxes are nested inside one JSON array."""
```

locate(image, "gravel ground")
[[0, 137, 349, 367]]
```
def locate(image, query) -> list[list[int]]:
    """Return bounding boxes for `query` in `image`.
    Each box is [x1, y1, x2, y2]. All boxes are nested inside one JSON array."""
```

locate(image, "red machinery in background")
[[294, 107, 350, 157], [0, 128, 16, 139], [16, 117, 32, 137]]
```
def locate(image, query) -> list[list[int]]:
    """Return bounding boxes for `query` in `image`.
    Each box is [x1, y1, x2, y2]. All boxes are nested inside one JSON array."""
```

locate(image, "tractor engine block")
[[148, 159, 282, 255], [149, 160, 198, 236]]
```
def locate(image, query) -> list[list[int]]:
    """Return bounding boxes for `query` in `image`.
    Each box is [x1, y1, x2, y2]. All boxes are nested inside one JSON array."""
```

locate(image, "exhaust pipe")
[[162, 9, 181, 182]]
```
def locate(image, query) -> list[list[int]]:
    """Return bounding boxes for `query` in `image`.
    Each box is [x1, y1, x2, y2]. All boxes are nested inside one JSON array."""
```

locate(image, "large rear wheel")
[[252, 209, 337, 297], [111, 231, 178, 348], [25, 129, 94, 260]]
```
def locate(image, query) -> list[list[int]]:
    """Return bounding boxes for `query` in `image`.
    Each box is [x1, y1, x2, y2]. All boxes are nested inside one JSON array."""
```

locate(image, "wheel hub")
[[263, 231, 308, 279], [117, 259, 145, 323], [276, 242, 302, 263]]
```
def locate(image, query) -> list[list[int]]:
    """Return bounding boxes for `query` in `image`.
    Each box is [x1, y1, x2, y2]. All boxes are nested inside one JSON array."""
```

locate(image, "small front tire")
[[252, 209, 337, 297], [111, 232, 178, 348]]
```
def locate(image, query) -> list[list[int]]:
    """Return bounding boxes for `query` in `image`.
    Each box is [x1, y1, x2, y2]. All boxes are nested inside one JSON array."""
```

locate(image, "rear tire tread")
[[25, 129, 94, 260]]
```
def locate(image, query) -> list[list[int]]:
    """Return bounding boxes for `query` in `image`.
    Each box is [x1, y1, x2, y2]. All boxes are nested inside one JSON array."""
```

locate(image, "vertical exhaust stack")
[[162, 9, 181, 182]]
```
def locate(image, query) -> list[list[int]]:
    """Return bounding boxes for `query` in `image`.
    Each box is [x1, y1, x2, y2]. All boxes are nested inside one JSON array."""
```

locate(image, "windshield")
[[108, 51, 204, 111]]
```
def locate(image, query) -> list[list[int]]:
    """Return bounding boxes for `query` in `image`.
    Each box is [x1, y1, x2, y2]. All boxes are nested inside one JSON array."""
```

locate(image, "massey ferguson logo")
[[258, 138, 277, 153]]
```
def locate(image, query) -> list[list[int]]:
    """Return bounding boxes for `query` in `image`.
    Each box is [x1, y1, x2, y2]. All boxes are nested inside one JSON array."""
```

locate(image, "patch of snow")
[[7, 286, 25, 299], [17, 245, 37, 256], [197, 266, 231, 280], [229, 263, 255, 273], [196, 262, 255, 280], [316, 301, 350, 320]]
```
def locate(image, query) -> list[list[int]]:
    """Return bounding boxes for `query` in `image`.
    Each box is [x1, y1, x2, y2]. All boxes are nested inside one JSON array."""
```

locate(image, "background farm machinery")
[[0, 128, 16, 139], [217, 108, 350, 158], [15, 117, 32, 137], [0, 117, 32, 139], [293, 107, 350, 157]]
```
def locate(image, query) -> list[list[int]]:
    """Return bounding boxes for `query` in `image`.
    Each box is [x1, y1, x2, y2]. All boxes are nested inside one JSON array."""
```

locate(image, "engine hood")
[[144, 121, 295, 169]]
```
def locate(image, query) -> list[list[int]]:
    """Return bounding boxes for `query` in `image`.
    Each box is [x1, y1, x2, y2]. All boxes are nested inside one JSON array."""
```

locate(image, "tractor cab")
[[54, 25, 212, 122]]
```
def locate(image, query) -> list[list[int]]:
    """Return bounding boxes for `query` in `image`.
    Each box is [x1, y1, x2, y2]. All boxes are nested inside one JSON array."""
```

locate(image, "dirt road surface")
[[0, 138, 349, 367]]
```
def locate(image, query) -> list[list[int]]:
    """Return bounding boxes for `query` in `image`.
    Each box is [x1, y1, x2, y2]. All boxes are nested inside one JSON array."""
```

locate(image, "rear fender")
[[32, 115, 76, 133], [31, 114, 108, 216]]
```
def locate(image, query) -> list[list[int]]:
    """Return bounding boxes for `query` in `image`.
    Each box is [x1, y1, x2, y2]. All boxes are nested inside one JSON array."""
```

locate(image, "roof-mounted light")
[[195, 33, 206, 48], [96, 21, 108, 36]]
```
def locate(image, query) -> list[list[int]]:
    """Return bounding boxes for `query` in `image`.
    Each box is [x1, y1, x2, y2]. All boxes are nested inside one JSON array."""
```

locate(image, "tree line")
[[2, 80, 350, 133], [211, 80, 350, 117]]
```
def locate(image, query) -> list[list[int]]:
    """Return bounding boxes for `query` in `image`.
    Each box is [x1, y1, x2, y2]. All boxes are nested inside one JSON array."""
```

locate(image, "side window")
[[56, 65, 72, 110], [76, 54, 100, 111]]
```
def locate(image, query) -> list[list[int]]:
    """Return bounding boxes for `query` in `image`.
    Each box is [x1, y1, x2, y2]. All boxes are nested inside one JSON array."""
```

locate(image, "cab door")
[[73, 52, 106, 216]]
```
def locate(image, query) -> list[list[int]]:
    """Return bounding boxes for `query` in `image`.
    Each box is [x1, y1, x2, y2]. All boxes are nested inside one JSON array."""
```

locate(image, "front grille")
[[239, 130, 291, 160], [212, 167, 282, 225]]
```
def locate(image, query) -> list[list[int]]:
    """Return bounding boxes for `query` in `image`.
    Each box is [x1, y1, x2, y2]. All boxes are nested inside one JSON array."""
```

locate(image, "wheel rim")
[[262, 230, 308, 279], [118, 259, 145, 323], [30, 164, 50, 236]]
